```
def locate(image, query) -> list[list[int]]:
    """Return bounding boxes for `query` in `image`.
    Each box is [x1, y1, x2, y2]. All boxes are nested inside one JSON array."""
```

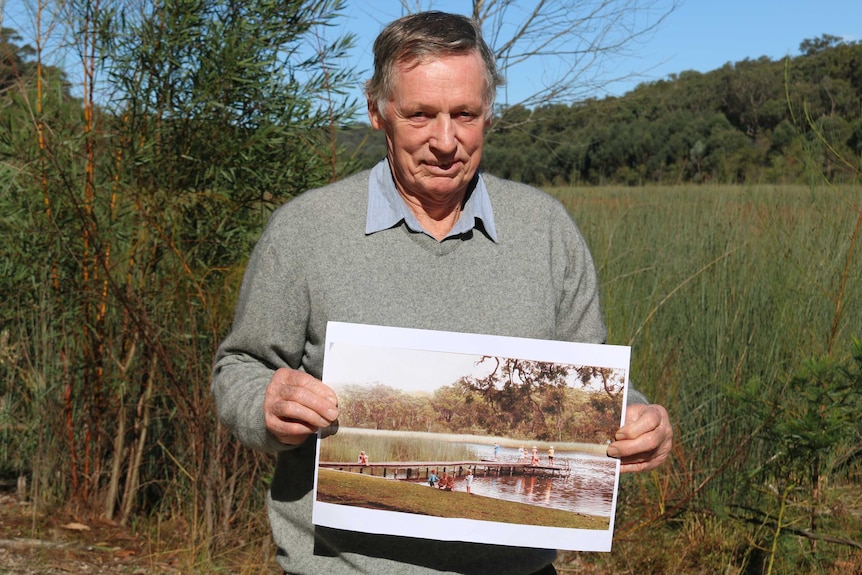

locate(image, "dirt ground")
[[0, 491, 181, 575]]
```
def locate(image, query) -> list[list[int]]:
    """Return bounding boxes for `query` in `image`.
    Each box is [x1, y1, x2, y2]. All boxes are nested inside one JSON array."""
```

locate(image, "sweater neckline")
[[402, 224, 473, 256]]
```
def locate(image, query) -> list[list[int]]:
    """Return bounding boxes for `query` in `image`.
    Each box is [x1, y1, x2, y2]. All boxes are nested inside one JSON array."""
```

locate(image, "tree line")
[[341, 34, 862, 186], [336, 357, 624, 443]]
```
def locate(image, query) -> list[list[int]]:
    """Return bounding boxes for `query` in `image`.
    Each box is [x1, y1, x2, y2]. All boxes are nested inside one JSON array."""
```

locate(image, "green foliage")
[[335, 359, 624, 444], [727, 343, 862, 574], [344, 36, 862, 186], [552, 181, 862, 573], [754, 346, 861, 481], [0, 0, 359, 558], [103, 0, 358, 204], [730, 344, 862, 495]]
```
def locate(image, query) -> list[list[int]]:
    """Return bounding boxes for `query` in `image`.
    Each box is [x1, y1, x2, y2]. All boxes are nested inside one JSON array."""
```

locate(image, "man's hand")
[[607, 403, 672, 473], [263, 367, 339, 445]]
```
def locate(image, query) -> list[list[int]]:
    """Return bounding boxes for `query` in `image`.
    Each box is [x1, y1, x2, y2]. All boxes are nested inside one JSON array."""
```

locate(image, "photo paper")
[[312, 321, 630, 552]]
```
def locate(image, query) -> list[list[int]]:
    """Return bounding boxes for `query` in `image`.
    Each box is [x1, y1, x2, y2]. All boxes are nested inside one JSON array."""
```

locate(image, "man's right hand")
[[263, 367, 339, 445]]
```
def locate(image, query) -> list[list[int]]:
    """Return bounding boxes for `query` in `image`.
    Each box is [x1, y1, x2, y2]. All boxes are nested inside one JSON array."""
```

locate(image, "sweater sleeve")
[[210, 208, 311, 453], [549, 201, 650, 406], [549, 200, 607, 345]]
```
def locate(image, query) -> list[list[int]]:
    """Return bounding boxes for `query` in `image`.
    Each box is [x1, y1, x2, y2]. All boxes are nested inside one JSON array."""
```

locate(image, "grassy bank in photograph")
[[316, 468, 610, 530]]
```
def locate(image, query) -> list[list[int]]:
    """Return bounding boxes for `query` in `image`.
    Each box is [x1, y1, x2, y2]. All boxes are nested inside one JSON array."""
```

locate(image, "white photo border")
[[312, 321, 631, 552]]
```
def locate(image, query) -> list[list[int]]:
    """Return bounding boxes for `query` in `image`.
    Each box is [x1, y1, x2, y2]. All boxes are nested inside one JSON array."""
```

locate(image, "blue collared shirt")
[[365, 159, 498, 242]]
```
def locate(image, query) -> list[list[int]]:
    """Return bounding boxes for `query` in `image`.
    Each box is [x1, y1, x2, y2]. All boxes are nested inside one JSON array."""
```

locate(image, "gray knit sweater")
[[211, 165, 642, 574]]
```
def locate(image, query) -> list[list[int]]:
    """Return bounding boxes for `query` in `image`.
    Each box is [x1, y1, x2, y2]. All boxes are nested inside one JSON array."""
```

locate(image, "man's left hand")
[[607, 403, 672, 473]]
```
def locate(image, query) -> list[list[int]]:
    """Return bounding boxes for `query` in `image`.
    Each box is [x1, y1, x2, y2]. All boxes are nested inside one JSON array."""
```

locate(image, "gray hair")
[[366, 11, 504, 120]]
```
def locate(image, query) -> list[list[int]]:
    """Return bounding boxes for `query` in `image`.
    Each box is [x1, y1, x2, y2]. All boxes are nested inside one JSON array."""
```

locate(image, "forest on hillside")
[[342, 34, 862, 185]]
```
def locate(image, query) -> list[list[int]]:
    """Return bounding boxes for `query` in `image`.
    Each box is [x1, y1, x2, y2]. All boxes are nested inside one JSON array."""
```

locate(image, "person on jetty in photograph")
[[438, 472, 452, 491], [443, 474, 455, 491], [357, 450, 368, 465], [211, 10, 672, 575], [428, 469, 439, 488]]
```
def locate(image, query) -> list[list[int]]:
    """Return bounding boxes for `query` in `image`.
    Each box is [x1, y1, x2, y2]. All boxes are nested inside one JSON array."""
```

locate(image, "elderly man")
[[212, 11, 672, 575]]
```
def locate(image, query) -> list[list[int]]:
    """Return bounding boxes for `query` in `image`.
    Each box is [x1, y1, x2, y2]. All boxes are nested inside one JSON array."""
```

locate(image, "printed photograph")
[[312, 322, 631, 552]]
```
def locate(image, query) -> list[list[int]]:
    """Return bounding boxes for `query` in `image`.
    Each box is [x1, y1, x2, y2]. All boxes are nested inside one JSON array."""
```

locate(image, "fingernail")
[[607, 446, 620, 458], [325, 408, 338, 421]]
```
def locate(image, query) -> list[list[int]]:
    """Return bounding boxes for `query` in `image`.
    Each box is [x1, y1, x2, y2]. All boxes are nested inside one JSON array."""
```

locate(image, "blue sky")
[[3, 0, 860, 107], [335, 0, 862, 109]]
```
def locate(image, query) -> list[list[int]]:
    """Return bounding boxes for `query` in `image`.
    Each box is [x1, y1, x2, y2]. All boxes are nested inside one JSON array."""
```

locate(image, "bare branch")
[[402, 0, 679, 125]]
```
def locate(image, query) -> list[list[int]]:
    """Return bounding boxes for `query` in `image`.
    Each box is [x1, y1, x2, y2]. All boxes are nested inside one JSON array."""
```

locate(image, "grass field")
[[549, 183, 862, 574], [3, 182, 860, 574]]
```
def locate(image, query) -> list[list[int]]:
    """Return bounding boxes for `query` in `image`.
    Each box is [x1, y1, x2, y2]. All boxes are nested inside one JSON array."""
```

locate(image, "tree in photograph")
[[432, 383, 492, 433], [338, 383, 410, 430], [574, 365, 625, 398], [457, 357, 568, 437], [458, 357, 624, 439]]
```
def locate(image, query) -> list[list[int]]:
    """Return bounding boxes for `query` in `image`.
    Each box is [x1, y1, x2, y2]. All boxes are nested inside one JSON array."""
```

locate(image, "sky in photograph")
[[323, 343, 493, 393], [322, 340, 624, 396], [335, 0, 862, 109]]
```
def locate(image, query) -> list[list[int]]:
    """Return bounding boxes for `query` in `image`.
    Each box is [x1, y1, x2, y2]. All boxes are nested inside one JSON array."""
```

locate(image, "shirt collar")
[[365, 158, 498, 242]]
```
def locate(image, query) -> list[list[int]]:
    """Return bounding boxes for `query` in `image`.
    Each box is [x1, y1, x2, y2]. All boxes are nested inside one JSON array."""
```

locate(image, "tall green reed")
[[554, 184, 862, 510]]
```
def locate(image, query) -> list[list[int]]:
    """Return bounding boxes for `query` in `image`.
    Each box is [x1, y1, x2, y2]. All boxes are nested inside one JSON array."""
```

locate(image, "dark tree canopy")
[[342, 35, 862, 186], [336, 357, 625, 443]]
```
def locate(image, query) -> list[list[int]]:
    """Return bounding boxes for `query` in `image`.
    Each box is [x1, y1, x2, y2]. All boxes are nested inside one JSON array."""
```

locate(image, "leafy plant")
[[730, 341, 862, 574]]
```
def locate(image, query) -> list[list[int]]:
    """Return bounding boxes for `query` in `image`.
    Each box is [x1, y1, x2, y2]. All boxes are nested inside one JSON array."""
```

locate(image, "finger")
[[264, 368, 339, 444], [278, 385, 338, 422], [607, 404, 672, 467], [615, 404, 662, 440], [264, 395, 335, 445], [611, 432, 672, 473], [270, 369, 339, 420], [607, 431, 659, 460], [271, 393, 335, 428], [618, 435, 671, 473]]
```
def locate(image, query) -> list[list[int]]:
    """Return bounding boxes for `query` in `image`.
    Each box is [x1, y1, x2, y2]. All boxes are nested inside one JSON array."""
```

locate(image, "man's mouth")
[[428, 161, 458, 171]]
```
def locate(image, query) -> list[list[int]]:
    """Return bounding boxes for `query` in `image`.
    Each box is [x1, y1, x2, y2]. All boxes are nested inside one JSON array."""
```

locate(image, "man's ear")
[[368, 97, 384, 130]]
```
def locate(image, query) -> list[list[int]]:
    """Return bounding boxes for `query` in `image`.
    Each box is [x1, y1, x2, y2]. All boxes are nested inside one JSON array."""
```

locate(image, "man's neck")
[[398, 191, 465, 240]]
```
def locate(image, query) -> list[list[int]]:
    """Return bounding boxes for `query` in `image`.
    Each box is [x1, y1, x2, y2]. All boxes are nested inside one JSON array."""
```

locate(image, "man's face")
[[369, 51, 490, 208]]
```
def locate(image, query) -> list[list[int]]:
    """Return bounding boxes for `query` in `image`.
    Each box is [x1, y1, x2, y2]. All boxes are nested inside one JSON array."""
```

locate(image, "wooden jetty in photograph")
[[319, 459, 570, 480]]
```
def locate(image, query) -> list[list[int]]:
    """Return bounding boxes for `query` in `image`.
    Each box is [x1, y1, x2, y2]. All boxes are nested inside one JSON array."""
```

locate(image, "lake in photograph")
[[396, 443, 617, 518]]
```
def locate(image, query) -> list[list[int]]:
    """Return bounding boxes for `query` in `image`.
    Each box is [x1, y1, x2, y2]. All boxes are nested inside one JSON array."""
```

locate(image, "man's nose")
[[429, 115, 456, 153]]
